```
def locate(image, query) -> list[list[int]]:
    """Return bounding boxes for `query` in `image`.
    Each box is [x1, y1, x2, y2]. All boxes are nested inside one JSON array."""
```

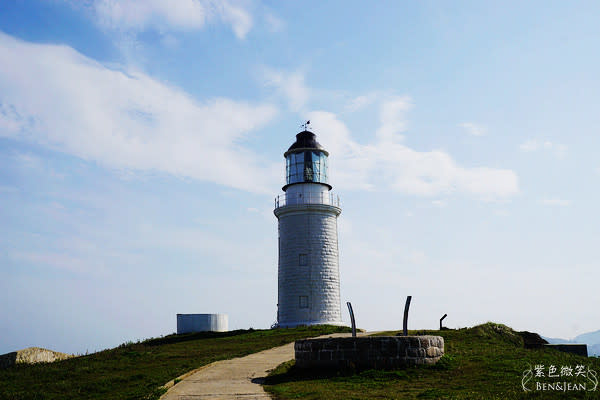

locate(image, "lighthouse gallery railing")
[[274, 192, 341, 208]]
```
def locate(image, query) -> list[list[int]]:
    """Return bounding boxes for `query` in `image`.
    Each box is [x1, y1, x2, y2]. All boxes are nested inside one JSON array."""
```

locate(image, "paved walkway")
[[160, 332, 360, 400]]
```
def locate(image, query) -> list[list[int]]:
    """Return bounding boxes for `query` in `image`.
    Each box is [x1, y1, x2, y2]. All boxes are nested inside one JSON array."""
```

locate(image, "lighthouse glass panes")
[[285, 151, 328, 185]]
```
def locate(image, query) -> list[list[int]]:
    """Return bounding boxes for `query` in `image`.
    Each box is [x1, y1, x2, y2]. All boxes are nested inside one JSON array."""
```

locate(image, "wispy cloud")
[[88, 0, 253, 39], [431, 199, 447, 207], [0, 33, 520, 201], [10, 151, 67, 179], [308, 107, 519, 200], [376, 96, 412, 143], [264, 12, 285, 33], [0, 33, 278, 193], [519, 139, 538, 152], [261, 67, 310, 112], [10, 251, 109, 276], [345, 93, 379, 112], [458, 122, 486, 136], [0, 102, 27, 134], [540, 198, 571, 206], [519, 139, 567, 158]]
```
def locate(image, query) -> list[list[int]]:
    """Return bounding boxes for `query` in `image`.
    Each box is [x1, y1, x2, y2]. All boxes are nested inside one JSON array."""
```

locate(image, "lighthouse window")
[[299, 296, 309, 308], [285, 151, 329, 185], [286, 152, 304, 184], [299, 253, 307, 266]]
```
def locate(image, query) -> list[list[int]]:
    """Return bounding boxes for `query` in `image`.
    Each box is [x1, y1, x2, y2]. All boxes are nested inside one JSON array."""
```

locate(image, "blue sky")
[[1, 0, 599, 355]]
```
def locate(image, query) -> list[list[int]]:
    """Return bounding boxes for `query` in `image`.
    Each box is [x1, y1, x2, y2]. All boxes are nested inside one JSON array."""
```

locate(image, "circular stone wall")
[[295, 336, 444, 369]]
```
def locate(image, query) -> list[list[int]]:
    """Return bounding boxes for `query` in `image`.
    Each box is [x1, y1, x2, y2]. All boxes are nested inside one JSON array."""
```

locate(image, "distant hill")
[[542, 336, 572, 344], [542, 329, 600, 356], [574, 329, 600, 345]]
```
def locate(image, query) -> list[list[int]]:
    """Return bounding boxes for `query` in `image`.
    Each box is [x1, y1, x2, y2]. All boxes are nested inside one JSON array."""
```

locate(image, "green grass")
[[0, 325, 351, 400], [264, 322, 600, 399]]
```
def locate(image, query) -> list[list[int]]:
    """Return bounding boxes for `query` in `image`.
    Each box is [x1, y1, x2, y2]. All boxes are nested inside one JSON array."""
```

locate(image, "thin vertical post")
[[346, 302, 356, 337], [403, 296, 412, 336], [440, 314, 448, 330]]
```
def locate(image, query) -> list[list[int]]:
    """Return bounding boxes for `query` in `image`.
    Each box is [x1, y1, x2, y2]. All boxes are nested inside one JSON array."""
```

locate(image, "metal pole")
[[346, 302, 356, 337], [403, 296, 412, 336], [440, 314, 448, 330]]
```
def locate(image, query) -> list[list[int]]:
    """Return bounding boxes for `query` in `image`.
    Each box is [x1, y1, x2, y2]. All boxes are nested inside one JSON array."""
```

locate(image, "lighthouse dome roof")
[[285, 131, 327, 156]]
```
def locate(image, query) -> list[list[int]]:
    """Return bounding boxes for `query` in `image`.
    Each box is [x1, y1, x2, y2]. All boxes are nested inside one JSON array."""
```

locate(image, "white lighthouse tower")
[[274, 127, 343, 328]]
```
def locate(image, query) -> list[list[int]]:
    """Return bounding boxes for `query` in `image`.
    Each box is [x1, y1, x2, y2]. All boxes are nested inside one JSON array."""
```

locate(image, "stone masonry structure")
[[275, 206, 342, 326], [295, 336, 444, 369], [274, 129, 343, 327]]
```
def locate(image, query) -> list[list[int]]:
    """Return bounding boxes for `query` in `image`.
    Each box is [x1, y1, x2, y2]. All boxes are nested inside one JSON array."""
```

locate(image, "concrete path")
[[160, 332, 360, 400]]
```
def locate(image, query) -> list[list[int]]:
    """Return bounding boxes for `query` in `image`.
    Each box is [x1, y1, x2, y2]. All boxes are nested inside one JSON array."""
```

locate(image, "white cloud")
[[219, 1, 253, 39], [261, 67, 310, 112], [458, 122, 486, 136], [307, 108, 519, 200], [89, 0, 253, 39], [0, 34, 519, 201], [345, 93, 378, 112], [376, 96, 412, 143], [431, 199, 447, 207], [407, 250, 427, 264], [0, 33, 278, 193], [264, 12, 285, 33], [519, 139, 567, 158], [545, 141, 567, 158], [0, 102, 25, 134], [12, 152, 43, 169], [541, 198, 571, 206], [10, 151, 67, 180], [519, 139, 539, 152], [11, 251, 108, 276]]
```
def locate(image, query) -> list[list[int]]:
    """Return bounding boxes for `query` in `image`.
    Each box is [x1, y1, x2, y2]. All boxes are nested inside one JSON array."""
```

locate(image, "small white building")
[[176, 314, 228, 334], [274, 129, 343, 328]]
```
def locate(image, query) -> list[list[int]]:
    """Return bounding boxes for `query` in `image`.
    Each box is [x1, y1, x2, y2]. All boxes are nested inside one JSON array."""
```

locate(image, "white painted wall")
[[283, 183, 334, 206], [275, 193, 343, 328], [176, 314, 228, 334]]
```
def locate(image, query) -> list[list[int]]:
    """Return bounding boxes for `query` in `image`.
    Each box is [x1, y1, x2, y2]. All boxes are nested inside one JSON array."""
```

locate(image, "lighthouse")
[[274, 127, 343, 328]]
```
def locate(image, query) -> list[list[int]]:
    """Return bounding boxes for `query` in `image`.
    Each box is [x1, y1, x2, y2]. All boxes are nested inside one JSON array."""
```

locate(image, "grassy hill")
[[0, 325, 351, 400], [2, 323, 598, 399], [264, 323, 600, 399]]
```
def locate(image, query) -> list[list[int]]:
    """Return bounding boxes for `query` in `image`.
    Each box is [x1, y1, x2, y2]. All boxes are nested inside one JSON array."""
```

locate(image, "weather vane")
[[300, 120, 311, 130]]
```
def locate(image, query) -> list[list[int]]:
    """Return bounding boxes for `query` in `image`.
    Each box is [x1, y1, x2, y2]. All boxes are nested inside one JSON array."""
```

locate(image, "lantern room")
[[283, 130, 331, 190]]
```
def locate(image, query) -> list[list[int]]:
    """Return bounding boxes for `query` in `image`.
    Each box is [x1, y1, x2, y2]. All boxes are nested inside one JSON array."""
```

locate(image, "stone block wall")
[[295, 336, 444, 369], [275, 203, 342, 327]]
